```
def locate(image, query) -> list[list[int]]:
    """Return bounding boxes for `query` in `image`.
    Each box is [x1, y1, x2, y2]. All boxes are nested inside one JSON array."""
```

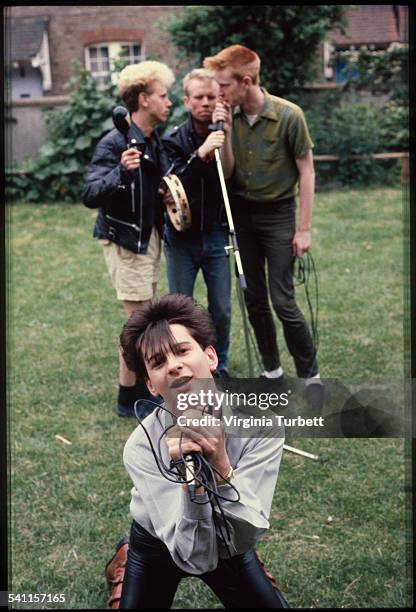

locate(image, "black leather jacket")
[[82, 122, 171, 254], [162, 115, 226, 235]]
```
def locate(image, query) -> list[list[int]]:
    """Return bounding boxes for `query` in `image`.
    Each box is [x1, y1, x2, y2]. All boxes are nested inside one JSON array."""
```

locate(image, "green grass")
[[7, 188, 411, 608]]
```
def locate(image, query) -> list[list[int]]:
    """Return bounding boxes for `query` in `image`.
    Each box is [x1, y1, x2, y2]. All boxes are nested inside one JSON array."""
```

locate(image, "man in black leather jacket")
[[162, 69, 232, 378], [82, 60, 174, 417]]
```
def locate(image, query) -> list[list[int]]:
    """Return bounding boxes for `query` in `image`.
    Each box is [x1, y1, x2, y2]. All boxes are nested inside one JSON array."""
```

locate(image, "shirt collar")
[[128, 121, 147, 146], [233, 88, 278, 122]]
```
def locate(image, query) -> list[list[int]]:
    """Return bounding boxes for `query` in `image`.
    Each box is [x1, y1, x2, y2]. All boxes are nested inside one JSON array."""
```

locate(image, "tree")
[[163, 5, 346, 98], [333, 43, 409, 151]]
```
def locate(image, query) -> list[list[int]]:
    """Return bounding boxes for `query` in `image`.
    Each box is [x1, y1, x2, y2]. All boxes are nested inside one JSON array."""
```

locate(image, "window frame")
[[84, 41, 145, 88]]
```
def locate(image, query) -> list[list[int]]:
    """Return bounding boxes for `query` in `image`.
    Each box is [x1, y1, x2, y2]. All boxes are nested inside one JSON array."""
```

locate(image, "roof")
[[8, 16, 49, 62], [329, 5, 403, 47]]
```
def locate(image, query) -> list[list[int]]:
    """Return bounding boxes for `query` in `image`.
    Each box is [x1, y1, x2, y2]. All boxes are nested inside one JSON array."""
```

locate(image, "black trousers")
[[232, 195, 318, 378], [119, 521, 289, 609]]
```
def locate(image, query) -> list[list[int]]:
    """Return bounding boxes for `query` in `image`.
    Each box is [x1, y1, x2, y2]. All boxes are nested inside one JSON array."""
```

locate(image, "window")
[[85, 42, 145, 89], [87, 45, 110, 89], [334, 46, 361, 84], [120, 44, 143, 65]]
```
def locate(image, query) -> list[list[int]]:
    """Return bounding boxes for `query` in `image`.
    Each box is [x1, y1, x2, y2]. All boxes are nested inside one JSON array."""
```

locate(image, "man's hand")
[[121, 147, 142, 172], [212, 101, 232, 134], [198, 131, 225, 162], [159, 186, 175, 208], [292, 229, 311, 257], [166, 408, 231, 478]]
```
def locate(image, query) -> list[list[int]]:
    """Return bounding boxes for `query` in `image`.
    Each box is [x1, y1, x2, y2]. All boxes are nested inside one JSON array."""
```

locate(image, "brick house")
[[5, 5, 408, 164], [6, 5, 183, 98]]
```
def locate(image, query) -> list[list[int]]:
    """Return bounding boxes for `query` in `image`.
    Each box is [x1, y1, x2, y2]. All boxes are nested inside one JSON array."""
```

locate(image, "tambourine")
[[160, 174, 192, 232], [111, 107, 191, 231]]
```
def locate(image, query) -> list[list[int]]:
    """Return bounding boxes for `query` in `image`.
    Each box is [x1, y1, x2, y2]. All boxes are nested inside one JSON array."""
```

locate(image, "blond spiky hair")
[[118, 61, 175, 113], [182, 68, 217, 96]]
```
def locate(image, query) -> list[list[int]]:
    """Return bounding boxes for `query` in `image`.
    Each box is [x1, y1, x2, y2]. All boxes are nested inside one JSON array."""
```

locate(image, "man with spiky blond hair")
[[82, 61, 175, 417]]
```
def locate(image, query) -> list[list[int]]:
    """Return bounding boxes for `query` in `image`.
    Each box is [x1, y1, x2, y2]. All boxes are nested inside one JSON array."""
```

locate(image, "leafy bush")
[[334, 43, 408, 106], [306, 42, 408, 187], [6, 62, 120, 203], [303, 90, 407, 187]]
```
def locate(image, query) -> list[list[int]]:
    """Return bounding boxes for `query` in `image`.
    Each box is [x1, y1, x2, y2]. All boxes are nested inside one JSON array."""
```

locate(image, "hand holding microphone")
[[198, 131, 225, 161], [212, 100, 232, 134], [166, 407, 231, 492], [112, 105, 145, 173], [121, 147, 142, 172]]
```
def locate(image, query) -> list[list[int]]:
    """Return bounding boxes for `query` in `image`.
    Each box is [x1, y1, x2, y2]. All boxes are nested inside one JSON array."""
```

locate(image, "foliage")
[[334, 43, 408, 105], [163, 6, 405, 188], [6, 61, 121, 203], [306, 41, 409, 187], [163, 6, 346, 98], [303, 90, 406, 187], [159, 64, 192, 132]]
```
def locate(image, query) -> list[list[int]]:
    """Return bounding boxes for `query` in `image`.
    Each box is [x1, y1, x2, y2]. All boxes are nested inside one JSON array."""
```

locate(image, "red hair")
[[203, 45, 260, 84]]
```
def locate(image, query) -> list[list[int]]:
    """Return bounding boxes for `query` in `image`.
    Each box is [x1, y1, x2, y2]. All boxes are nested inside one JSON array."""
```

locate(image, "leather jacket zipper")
[[130, 180, 135, 213], [129, 165, 143, 252], [138, 166, 143, 251], [106, 214, 140, 232], [200, 178, 204, 231]]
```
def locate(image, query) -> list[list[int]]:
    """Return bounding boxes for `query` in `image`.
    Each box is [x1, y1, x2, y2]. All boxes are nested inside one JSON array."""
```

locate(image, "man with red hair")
[[204, 45, 321, 390]]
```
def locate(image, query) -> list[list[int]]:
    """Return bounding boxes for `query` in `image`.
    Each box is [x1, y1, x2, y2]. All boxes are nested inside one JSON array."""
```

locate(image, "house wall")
[[11, 65, 43, 99], [6, 96, 69, 166], [9, 5, 183, 96], [7, 5, 184, 165]]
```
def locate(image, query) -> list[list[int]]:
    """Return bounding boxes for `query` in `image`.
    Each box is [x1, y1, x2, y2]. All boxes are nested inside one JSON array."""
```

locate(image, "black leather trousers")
[[119, 520, 289, 609]]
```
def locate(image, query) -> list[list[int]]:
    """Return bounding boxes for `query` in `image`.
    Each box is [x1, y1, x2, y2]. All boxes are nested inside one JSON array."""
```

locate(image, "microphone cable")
[[293, 250, 320, 379], [132, 398, 241, 559]]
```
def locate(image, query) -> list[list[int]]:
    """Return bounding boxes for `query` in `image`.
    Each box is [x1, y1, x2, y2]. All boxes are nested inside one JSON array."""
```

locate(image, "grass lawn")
[[7, 187, 411, 608]]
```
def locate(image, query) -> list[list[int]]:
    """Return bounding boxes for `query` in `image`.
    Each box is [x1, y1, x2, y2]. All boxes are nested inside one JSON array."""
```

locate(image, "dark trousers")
[[232, 195, 317, 378], [119, 521, 289, 609]]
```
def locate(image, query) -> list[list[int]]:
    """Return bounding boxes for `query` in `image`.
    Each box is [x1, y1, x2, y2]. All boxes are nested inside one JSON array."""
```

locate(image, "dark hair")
[[120, 293, 217, 379], [121, 82, 146, 114]]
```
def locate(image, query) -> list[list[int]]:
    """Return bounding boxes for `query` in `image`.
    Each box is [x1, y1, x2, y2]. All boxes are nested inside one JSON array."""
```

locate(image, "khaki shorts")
[[100, 227, 161, 301]]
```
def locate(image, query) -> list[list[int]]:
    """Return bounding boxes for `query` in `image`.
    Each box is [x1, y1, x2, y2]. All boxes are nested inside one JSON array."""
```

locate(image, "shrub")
[[303, 91, 406, 187], [6, 62, 120, 203]]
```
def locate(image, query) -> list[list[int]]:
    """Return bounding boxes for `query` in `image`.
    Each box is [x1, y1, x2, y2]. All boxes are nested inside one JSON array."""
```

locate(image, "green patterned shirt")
[[231, 89, 313, 202]]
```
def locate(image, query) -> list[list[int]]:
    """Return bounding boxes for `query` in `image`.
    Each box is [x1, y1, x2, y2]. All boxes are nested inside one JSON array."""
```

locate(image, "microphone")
[[184, 453, 200, 500], [112, 105, 130, 138], [112, 106, 146, 154], [208, 121, 224, 132]]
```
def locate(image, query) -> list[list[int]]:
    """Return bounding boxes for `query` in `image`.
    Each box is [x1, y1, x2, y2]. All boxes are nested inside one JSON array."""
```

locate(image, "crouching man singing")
[[117, 293, 288, 608]]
